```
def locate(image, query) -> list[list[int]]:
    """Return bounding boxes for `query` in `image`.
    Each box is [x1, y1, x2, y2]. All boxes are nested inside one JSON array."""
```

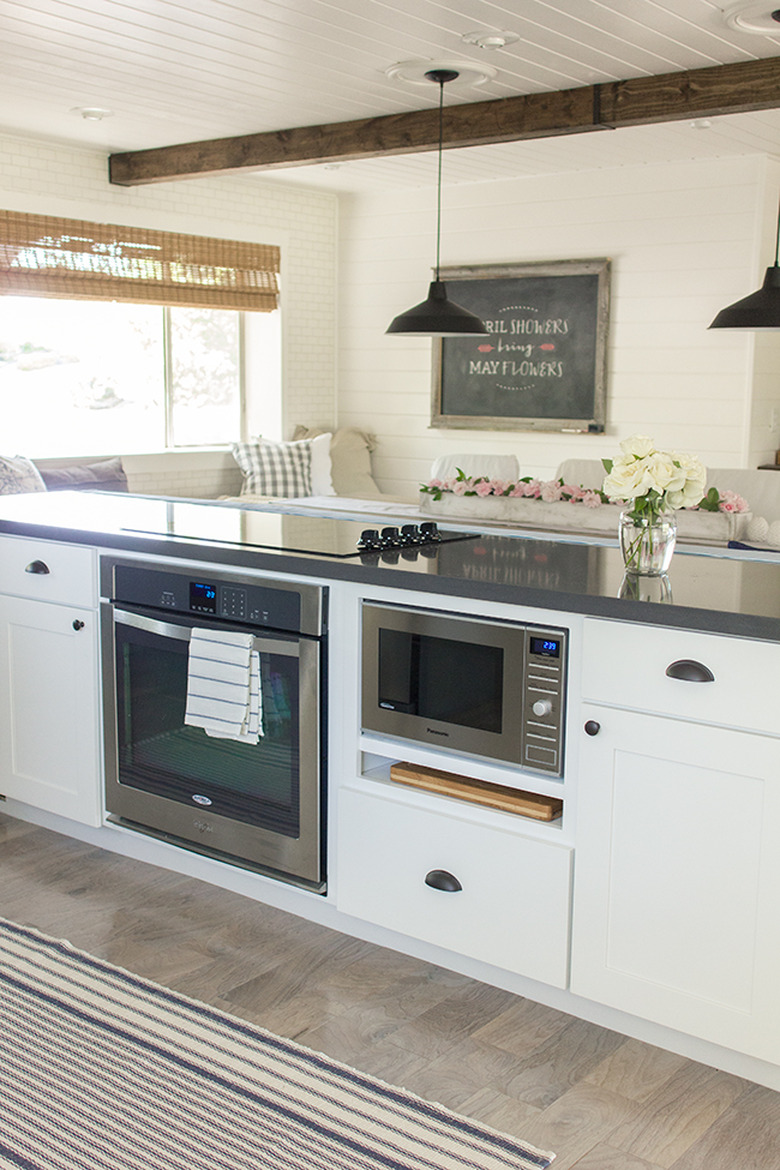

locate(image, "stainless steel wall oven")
[[101, 559, 326, 891]]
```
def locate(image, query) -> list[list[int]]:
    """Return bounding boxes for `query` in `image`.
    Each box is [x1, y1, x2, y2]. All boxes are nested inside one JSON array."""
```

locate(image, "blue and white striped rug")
[[0, 919, 554, 1170]]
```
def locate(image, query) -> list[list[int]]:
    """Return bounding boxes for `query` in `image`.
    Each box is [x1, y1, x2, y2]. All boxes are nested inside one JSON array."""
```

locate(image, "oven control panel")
[[111, 563, 310, 633]]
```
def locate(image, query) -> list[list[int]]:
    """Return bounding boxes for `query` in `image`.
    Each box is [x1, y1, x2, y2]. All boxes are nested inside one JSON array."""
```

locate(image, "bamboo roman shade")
[[0, 210, 280, 311]]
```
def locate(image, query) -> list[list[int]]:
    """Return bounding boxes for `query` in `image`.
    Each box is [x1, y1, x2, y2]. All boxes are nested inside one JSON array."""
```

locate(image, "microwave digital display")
[[529, 636, 560, 658]]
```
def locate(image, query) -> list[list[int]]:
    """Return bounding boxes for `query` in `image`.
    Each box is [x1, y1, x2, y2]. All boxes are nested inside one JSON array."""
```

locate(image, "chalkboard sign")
[[431, 259, 610, 432]]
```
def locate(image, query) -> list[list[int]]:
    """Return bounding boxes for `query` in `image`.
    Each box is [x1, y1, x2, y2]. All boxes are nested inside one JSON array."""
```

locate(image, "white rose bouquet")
[[602, 435, 707, 522]]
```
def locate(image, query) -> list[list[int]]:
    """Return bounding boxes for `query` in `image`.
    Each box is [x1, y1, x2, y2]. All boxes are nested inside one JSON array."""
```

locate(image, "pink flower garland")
[[420, 472, 749, 515]]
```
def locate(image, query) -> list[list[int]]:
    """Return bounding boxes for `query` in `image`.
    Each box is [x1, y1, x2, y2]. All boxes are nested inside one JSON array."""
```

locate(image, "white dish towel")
[[184, 628, 263, 744]]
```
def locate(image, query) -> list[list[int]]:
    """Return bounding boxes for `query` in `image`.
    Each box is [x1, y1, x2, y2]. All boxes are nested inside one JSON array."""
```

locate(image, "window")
[[0, 210, 282, 456], [0, 296, 280, 457]]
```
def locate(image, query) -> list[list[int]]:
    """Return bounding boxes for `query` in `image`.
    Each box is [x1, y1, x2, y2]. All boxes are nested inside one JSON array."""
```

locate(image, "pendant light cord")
[[435, 78, 444, 282]]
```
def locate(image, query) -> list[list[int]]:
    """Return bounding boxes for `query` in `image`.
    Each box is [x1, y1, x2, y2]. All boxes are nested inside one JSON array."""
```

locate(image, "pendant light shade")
[[710, 200, 780, 330], [387, 70, 487, 336], [386, 278, 488, 335]]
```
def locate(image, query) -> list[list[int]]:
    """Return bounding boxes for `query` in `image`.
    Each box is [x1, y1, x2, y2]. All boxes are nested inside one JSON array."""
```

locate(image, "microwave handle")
[[112, 607, 301, 657]]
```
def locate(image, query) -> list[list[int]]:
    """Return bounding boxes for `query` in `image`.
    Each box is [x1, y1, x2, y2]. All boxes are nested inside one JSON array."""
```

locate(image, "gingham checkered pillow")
[[232, 439, 314, 497]]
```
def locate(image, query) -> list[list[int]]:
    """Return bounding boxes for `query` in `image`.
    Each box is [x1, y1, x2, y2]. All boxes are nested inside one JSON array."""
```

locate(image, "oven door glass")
[[114, 609, 310, 838]]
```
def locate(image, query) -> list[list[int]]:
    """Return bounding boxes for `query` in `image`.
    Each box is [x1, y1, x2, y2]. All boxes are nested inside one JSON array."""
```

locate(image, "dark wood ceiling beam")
[[109, 56, 780, 187]]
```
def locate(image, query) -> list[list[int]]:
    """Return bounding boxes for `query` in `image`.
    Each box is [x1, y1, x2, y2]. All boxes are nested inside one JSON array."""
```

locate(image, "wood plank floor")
[[3, 810, 780, 1169]]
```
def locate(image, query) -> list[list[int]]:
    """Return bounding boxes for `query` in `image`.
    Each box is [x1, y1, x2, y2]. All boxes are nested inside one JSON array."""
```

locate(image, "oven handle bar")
[[113, 607, 302, 657]]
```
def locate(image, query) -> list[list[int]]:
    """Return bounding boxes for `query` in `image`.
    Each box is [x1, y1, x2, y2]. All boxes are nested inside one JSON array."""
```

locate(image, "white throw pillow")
[[309, 432, 335, 496], [0, 455, 46, 495], [232, 439, 314, 497]]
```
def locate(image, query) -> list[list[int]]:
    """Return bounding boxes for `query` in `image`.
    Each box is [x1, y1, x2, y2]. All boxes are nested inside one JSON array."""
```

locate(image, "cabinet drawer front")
[[582, 617, 780, 734], [337, 786, 572, 988], [0, 538, 96, 607]]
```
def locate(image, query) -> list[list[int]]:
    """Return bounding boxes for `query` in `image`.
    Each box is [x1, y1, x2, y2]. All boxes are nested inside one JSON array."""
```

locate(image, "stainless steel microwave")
[[361, 602, 567, 775]]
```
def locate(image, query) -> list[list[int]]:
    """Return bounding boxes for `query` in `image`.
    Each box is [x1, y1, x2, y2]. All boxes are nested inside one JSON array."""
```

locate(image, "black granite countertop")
[[1, 491, 780, 641]]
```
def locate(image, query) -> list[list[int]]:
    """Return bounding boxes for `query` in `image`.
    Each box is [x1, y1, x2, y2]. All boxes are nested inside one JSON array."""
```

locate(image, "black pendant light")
[[387, 69, 488, 336], [709, 199, 780, 330]]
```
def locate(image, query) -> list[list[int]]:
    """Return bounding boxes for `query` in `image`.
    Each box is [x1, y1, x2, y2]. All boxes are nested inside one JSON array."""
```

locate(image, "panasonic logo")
[[426, 728, 449, 737]]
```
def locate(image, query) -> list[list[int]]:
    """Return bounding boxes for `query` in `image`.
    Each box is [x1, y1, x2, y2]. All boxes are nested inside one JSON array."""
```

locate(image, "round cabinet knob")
[[72, 620, 85, 631], [532, 699, 553, 717], [584, 720, 601, 737]]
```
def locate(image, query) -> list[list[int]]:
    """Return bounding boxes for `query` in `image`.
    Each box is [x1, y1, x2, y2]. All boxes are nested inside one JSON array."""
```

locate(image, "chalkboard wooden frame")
[[431, 258, 610, 432]]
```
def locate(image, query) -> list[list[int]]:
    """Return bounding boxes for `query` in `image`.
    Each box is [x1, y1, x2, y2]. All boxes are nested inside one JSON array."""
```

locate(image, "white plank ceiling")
[[3, 0, 780, 190]]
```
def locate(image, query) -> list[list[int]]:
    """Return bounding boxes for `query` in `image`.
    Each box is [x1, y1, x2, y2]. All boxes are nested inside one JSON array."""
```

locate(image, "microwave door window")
[[115, 624, 300, 837], [378, 628, 503, 733], [418, 635, 503, 732], [377, 629, 418, 714]]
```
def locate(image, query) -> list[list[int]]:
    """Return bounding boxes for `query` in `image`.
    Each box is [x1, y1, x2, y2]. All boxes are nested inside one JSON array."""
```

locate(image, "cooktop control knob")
[[357, 528, 381, 551], [381, 526, 402, 547], [400, 523, 422, 545], [420, 521, 441, 543]]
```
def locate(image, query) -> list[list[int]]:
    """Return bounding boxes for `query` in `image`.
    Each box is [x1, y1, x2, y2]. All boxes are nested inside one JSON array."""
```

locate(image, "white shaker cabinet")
[[571, 619, 780, 1063], [0, 538, 101, 827]]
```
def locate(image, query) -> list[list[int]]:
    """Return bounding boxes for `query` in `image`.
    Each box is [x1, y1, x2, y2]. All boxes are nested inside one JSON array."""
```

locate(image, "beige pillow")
[[292, 426, 382, 498], [0, 455, 46, 495]]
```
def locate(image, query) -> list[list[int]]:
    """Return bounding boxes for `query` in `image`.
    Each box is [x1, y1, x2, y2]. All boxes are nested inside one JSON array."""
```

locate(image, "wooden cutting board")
[[389, 762, 563, 821]]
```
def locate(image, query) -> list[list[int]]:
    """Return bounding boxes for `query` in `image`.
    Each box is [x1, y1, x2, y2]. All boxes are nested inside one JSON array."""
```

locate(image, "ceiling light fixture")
[[709, 199, 780, 329], [461, 30, 519, 50], [71, 107, 113, 121], [384, 58, 496, 89], [723, 2, 780, 33], [387, 69, 487, 337]]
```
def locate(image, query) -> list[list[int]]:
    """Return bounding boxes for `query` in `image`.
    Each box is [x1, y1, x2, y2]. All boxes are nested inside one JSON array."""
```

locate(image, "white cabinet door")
[[571, 705, 780, 1063], [338, 785, 572, 987], [0, 595, 101, 826]]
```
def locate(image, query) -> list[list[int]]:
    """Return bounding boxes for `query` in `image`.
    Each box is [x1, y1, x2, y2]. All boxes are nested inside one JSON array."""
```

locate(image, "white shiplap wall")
[[337, 155, 780, 493], [0, 131, 338, 445]]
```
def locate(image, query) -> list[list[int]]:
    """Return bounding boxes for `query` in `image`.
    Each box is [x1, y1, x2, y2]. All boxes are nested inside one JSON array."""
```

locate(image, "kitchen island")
[[1, 489, 780, 1092]]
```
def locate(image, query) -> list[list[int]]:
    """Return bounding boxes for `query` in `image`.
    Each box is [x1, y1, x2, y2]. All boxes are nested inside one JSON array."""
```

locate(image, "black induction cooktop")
[[120, 500, 478, 559]]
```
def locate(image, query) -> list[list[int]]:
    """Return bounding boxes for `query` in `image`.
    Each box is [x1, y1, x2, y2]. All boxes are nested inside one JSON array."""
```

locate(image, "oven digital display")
[[190, 581, 217, 614], [530, 636, 560, 658]]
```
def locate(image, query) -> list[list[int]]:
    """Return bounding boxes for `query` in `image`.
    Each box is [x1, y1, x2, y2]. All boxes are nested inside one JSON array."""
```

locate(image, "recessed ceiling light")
[[723, 2, 780, 33], [691, 119, 713, 130], [461, 30, 519, 50], [70, 107, 113, 121], [385, 58, 497, 89]]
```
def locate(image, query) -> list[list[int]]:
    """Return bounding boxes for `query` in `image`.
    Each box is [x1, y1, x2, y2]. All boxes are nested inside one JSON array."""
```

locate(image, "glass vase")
[[619, 510, 677, 576]]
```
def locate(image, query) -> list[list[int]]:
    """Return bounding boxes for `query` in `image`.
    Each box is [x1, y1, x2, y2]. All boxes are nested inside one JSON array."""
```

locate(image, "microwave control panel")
[[521, 628, 567, 775]]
